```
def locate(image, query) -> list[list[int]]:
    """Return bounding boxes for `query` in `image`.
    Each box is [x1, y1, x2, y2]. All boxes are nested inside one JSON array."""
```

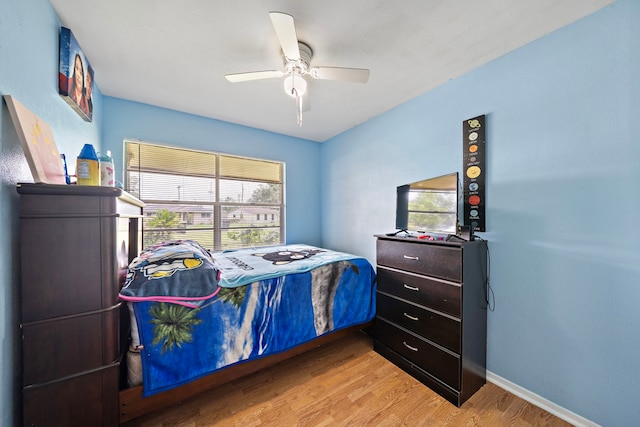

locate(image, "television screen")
[[395, 172, 459, 234]]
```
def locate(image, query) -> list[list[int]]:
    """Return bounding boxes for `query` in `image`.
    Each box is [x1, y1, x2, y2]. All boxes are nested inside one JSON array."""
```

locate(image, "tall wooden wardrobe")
[[17, 183, 143, 426]]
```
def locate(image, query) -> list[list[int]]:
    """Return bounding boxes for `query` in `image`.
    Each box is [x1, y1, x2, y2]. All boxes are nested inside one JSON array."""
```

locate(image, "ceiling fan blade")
[[225, 70, 284, 83], [309, 67, 370, 83], [269, 12, 300, 61]]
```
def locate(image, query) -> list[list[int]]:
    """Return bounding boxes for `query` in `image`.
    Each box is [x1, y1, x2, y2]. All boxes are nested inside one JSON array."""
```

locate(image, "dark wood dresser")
[[17, 183, 143, 426], [373, 235, 488, 406]]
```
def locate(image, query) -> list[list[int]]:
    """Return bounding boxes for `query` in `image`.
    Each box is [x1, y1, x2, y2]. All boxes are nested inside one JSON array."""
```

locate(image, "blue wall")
[[0, 0, 104, 424], [101, 97, 322, 246], [322, 1, 639, 426], [1, 0, 638, 426]]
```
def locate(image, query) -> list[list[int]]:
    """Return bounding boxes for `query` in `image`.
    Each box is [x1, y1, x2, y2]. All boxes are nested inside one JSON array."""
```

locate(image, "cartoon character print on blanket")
[[120, 240, 221, 307], [133, 251, 203, 280], [252, 248, 326, 265], [211, 244, 359, 288]]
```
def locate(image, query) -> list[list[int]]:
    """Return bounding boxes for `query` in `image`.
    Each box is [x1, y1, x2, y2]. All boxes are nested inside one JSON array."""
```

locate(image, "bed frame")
[[118, 322, 372, 423]]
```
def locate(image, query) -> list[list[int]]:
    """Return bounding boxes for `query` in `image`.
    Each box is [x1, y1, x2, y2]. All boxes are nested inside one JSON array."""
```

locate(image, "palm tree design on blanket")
[[148, 259, 358, 352]]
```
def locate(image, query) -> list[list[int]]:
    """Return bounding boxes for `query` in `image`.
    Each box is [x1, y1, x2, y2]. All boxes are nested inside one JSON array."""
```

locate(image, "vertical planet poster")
[[462, 115, 486, 232]]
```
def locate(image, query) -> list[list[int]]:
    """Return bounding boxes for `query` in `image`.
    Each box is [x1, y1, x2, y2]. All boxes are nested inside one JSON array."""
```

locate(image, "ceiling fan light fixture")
[[224, 12, 370, 127], [283, 74, 307, 97]]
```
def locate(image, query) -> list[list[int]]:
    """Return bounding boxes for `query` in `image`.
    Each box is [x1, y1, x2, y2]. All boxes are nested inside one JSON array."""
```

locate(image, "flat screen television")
[[395, 172, 459, 234]]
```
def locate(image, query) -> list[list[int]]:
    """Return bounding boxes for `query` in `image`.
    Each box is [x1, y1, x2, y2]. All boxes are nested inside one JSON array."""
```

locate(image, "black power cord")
[[473, 236, 494, 311]]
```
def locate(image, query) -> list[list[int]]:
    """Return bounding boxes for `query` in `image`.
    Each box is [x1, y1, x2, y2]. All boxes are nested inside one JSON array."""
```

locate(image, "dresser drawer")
[[374, 342, 461, 406], [377, 268, 461, 317], [375, 319, 460, 389], [376, 239, 462, 282], [377, 293, 460, 353]]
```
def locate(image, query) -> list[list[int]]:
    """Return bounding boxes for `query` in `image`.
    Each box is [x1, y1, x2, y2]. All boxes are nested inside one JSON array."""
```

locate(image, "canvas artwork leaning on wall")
[[58, 27, 94, 122]]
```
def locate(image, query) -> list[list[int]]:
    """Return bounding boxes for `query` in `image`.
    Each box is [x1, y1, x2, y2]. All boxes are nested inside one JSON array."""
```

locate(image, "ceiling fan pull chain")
[[296, 92, 303, 126]]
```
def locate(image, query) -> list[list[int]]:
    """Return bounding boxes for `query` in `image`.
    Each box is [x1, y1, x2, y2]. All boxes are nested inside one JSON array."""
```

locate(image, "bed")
[[117, 240, 376, 423]]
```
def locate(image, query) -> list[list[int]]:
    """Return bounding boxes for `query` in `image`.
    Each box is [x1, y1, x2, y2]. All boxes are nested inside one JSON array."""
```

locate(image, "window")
[[125, 141, 284, 250]]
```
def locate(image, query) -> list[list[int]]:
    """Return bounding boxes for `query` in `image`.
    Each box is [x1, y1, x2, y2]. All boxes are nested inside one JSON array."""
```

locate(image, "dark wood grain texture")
[[374, 236, 487, 406], [18, 183, 143, 427]]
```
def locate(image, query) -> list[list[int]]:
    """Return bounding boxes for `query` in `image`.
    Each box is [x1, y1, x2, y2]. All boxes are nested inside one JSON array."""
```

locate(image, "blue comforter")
[[123, 242, 376, 396]]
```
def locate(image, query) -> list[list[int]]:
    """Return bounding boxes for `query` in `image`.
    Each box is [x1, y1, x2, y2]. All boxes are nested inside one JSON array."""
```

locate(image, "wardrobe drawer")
[[23, 363, 119, 427], [377, 293, 460, 353], [22, 305, 120, 387], [375, 319, 460, 389], [376, 239, 461, 282], [377, 268, 461, 317]]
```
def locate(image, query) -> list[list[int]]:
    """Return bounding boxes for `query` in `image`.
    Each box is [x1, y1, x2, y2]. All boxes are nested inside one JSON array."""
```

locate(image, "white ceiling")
[[50, 0, 614, 142]]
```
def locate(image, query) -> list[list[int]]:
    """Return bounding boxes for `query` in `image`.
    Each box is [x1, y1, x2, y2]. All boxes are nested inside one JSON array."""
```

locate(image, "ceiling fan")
[[225, 12, 370, 127]]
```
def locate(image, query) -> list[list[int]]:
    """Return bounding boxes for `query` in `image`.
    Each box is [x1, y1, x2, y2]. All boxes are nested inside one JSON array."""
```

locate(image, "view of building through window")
[[125, 141, 284, 250]]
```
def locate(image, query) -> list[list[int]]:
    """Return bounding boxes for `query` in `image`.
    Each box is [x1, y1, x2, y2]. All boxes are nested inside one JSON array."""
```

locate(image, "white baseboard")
[[486, 371, 600, 427]]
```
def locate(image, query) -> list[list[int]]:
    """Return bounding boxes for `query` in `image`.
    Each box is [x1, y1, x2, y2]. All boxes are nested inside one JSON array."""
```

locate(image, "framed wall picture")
[[58, 27, 94, 122], [4, 95, 66, 184]]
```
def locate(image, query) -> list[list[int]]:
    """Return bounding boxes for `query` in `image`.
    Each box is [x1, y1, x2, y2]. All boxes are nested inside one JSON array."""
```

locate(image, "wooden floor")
[[122, 332, 572, 427]]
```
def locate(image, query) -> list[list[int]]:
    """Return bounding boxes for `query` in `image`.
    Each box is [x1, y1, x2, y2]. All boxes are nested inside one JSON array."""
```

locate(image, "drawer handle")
[[403, 255, 419, 260], [403, 312, 419, 321], [403, 284, 419, 291], [403, 341, 418, 352]]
